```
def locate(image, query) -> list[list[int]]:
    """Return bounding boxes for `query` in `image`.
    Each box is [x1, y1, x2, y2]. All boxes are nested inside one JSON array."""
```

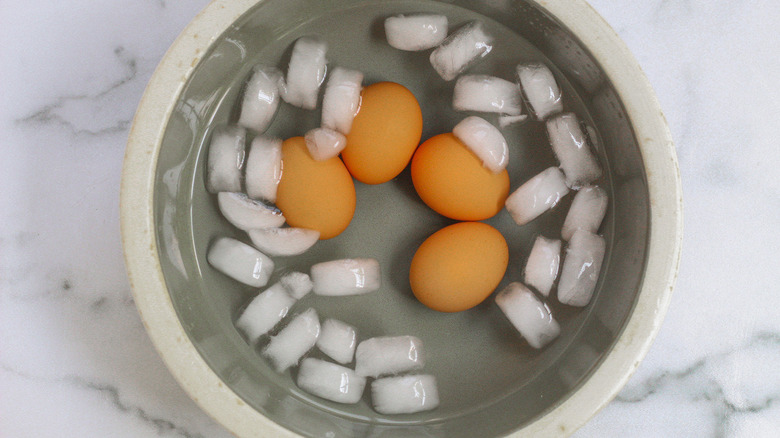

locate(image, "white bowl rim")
[[120, 0, 683, 436]]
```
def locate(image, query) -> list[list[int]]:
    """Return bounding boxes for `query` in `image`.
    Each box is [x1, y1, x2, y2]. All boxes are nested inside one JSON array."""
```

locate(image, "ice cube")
[[524, 236, 562, 297], [207, 237, 274, 287], [516, 63, 563, 120], [304, 127, 347, 161], [206, 126, 245, 193], [429, 21, 493, 81], [278, 37, 328, 110], [235, 283, 296, 343], [297, 358, 366, 404], [262, 308, 320, 372], [385, 14, 448, 51], [547, 113, 602, 188], [217, 192, 285, 231], [505, 167, 570, 226], [558, 229, 606, 307], [453, 75, 523, 116], [316, 319, 357, 364], [498, 114, 529, 128], [355, 336, 424, 378], [371, 375, 439, 414], [247, 227, 319, 257], [495, 282, 560, 349], [279, 271, 313, 300], [452, 116, 509, 173], [321, 67, 363, 135], [237, 66, 282, 133], [561, 186, 608, 241], [245, 136, 282, 202], [311, 258, 381, 296]]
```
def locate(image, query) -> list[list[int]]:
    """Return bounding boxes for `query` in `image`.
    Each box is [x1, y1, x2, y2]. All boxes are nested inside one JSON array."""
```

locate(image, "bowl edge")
[[120, 1, 300, 437], [510, 1, 683, 436], [119, 0, 683, 437]]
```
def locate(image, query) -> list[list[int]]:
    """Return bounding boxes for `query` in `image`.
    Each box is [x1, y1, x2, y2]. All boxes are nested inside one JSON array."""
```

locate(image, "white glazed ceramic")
[[120, 0, 682, 436]]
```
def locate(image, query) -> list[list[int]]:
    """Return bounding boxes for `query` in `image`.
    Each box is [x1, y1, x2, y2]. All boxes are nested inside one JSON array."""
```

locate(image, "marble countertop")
[[2, 1, 778, 437]]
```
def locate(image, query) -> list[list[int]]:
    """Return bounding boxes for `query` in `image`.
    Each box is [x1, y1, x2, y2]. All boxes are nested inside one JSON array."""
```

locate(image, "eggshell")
[[410, 222, 509, 312], [411, 133, 510, 221], [275, 137, 356, 239], [342, 82, 423, 184]]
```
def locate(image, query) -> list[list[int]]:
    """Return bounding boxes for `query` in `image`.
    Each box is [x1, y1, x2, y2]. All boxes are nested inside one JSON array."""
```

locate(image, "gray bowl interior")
[[154, 0, 649, 436]]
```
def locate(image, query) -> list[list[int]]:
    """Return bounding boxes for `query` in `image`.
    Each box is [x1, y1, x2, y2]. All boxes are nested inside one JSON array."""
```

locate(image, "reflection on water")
[[557, 342, 601, 388], [593, 177, 649, 334], [592, 86, 644, 178], [161, 162, 187, 278], [367, 423, 446, 438], [546, 27, 605, 94], [274, 395, 360, 437]]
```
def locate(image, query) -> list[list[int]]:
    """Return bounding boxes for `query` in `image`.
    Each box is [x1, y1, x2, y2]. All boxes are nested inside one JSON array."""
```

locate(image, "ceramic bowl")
[[121, 0, 682, 436]]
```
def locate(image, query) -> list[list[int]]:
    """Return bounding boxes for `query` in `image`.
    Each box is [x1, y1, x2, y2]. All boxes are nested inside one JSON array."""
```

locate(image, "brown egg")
[[410, 222, 509, 312], [275, 137, 356, 239], [342, 82, 423, 184], [412, 133, 510, 221]]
